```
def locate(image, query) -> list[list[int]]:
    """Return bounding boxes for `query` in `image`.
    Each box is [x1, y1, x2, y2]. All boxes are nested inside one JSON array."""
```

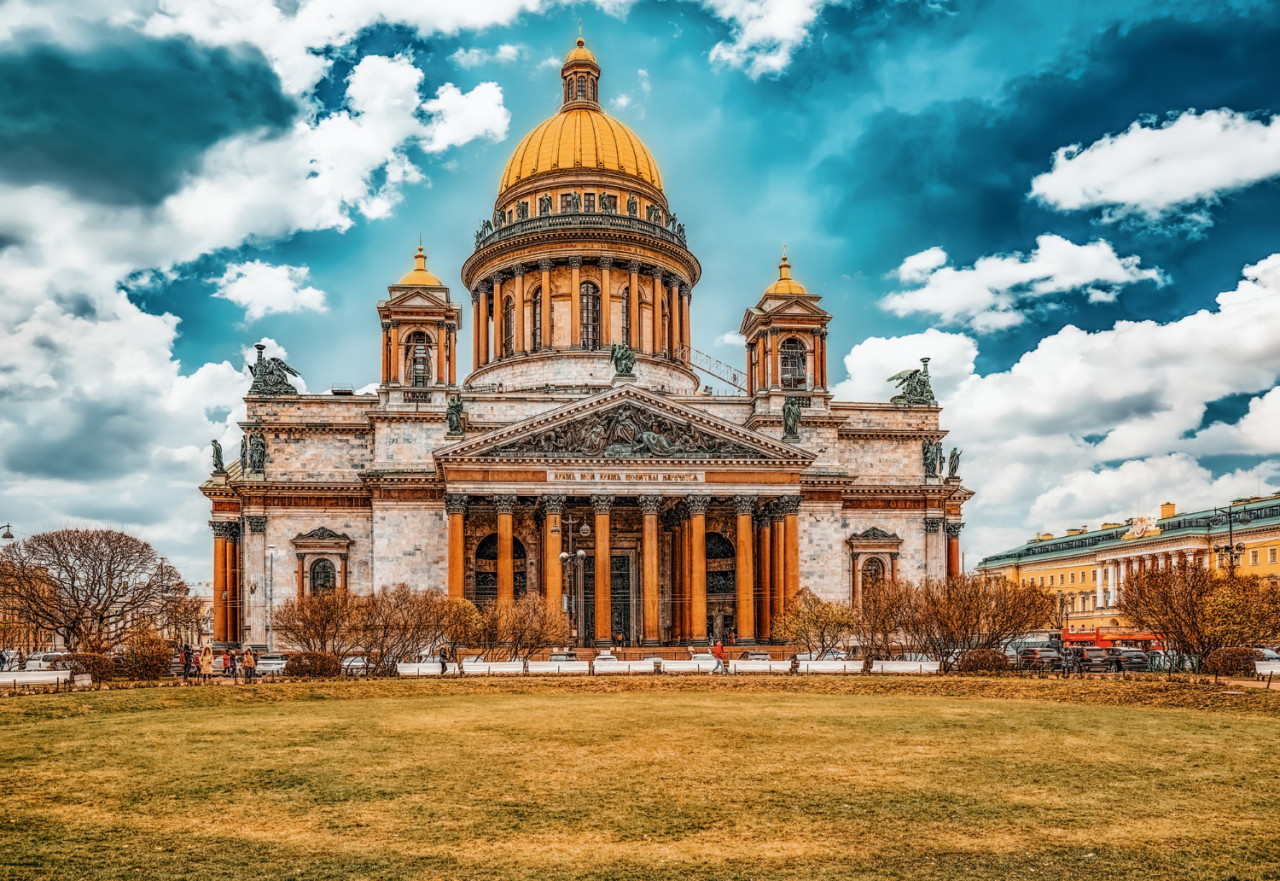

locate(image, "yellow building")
[[976, 494, 1280, 647]]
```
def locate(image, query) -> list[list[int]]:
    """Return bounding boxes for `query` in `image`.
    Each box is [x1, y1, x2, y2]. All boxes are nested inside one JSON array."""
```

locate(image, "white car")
[[255, 654, 288, 676], [342, 656, 368, 676], [24, 652, 68, 671]]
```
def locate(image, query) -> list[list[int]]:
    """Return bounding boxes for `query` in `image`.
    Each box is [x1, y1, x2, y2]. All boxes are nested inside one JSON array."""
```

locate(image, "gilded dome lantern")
[[460, 37, 701, 394]]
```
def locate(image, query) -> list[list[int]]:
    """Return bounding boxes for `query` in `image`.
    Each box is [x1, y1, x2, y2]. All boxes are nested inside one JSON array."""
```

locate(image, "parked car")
[[1104, 647, 1148, 672], [737, 650, 771, 661], [547, 651, 579, 662], [342, 656, 368, 676], [688, 651, 715, 661], [791, 649, 846, 662], [1017, 648, 1061, 671], [1250, 647, 1280, 663], [255, 654, 287, 676], [1063, 646, 1110, 672], [23, 652, 68, 671]]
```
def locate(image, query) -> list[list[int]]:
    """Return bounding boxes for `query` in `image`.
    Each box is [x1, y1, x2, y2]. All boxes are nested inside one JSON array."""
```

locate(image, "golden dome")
[[498, 107, 663, 196], [764, 250, 808, 296], [397, 245, 443, 286], [564, 37, 597, 66]]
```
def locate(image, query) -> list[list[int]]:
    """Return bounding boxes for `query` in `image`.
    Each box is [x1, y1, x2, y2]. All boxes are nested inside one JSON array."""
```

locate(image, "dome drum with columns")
[[461, 37, 700, 395], [201, 37, 972, 654]]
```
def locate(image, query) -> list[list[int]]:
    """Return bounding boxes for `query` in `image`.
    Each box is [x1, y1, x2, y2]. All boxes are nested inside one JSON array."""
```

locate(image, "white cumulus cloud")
[[880, 234, 1165, 332], [214, 261, 327, 322], [421, 81, 510, 154], [705, 0, 835, 77], [1030, 109, 1280, 231], [451, 43, 524, 68]]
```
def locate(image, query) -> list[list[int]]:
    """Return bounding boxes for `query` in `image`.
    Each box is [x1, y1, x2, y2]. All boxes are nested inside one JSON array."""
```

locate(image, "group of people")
[[177, 645, 259, 684]]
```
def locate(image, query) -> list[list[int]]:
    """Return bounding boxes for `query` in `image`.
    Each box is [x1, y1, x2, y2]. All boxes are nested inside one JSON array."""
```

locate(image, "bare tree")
[[355, 585, 450, 676], [773, 589, 858, 657], [272, 591, 362, 658], [1120, 564, 1280, 669], [439, 597, 481, 661], [850, 577, 910, 672], [0, 529, 186, 652], [901, 575, 1053, 672], [502, 593, 571, 662]]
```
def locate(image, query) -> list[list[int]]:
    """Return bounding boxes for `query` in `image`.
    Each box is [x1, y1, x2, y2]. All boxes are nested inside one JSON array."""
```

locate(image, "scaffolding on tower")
[[674, 346, 748, 392]]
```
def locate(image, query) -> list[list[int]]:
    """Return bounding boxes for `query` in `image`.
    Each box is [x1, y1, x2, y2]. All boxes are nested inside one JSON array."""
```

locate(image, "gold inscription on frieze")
[[549, 470, 704, 483]]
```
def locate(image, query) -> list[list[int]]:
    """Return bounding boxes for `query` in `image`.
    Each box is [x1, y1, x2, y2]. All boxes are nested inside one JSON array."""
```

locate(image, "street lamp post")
[[558, 512, 590, 647], [1209, 506, 1251, 575], [0, 524, 13, 542], [267, 546, 276, 652]]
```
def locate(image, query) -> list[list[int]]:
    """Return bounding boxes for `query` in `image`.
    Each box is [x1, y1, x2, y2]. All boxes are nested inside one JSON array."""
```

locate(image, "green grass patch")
[[2, 678, 1278, 880]]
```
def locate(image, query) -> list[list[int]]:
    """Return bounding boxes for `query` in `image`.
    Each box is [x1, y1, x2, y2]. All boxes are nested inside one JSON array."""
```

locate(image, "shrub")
[[119, 631, 173, 680], [1203, 647, 1257, 677], [957, 649, 1010, 673], [54, 652, 115, 684], [284, 652, 341, 678]]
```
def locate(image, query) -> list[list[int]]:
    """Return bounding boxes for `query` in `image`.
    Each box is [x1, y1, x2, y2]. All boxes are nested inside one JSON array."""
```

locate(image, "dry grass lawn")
[[1, 677, 1278, 881]]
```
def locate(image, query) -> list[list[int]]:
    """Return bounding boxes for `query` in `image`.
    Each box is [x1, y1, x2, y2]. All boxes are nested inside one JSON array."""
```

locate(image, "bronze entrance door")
[[582, 554, 633, 646]]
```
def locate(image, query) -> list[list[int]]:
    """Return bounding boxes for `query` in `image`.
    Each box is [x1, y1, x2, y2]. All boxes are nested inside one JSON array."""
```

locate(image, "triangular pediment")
[[762, 297, 830, 319], [437, 385, 814, 465], [384, 288, 450, 309]]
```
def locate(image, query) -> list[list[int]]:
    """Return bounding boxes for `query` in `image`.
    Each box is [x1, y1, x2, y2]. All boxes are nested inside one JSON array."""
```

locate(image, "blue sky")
[[1, 0, 1279, 580]]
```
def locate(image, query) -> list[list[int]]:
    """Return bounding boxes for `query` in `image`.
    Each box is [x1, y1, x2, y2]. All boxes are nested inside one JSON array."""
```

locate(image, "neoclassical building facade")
[[201, 39, 972, 649]]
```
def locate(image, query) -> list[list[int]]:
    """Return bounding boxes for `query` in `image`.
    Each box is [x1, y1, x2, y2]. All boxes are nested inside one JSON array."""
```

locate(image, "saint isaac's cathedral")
[[202, 38, 972, 648]]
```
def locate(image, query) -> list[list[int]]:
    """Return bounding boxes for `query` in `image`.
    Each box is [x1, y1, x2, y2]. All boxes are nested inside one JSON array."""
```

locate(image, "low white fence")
[[393, 657, 944, 677], [1, 670, 75, 687], [593, 659, 659, 675], [1256, 661, 1280, 678], [661, 658, 718, 674], [870, 660, 941, 674], [729, 659, 792, 675], [526, 661, 592, 675]]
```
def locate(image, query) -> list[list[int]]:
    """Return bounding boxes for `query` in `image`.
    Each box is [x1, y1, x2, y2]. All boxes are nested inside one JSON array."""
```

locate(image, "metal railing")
[[475, 212, 688, 251]]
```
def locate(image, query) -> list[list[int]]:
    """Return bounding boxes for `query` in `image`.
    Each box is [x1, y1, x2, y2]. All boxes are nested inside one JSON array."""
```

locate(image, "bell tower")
[[377, 245, 463, 393], [739, 249, 832, 401]]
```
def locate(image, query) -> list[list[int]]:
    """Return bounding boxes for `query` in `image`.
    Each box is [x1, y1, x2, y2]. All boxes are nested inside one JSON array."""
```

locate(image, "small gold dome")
[[564, 37, 598, 66], [397, 245, 443, 286], [498, 107, 663, 196], [764, 250, 808, 296]]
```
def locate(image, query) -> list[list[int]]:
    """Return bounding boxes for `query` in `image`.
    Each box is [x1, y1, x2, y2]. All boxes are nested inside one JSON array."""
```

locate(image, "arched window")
[[565, 79, 572, 102], [581, 282, 600, 350], [531, 287, 542, 350], [473, 533, 528, 603], [862, 557, 885, 587], [311, 559, 336, 596], [577, 76, 587, 99], [779, 337, 807, 389], [404, 331, 432, 388], [502, 296, 515, 357], [590, 79, 597, 102], [621, 286, 631, 346]]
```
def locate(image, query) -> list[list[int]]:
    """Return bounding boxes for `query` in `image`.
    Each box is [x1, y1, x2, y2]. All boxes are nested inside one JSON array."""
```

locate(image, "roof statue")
[[782, 396, 802, 441], [211, 439, 225, 475], [888, 357, 937, 406], [446, 395, 464, 435], [947, 447, 962, 480], [247, 344, 300, 397], [610, 343, 636, 377]]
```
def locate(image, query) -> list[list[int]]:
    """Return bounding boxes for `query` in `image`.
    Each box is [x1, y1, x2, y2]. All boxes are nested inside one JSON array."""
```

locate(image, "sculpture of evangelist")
[[446, 395, 464, 434], [626, 194, 638, 217], [247, 431, 266, 473], [782, 396, 802, 441], [887, 357, 937, 407], [211, 439, 225, 474], [610, 343, 636, 377], [247, 344, 300, 397], [947, 447, 962, 480]]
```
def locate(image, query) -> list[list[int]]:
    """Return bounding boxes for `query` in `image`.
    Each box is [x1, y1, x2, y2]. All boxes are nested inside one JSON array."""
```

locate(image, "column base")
[[593, 638, 613, 648], [689, 637, 710, 647], [736, 637, 757, 646], [641, 638, 661, 647]]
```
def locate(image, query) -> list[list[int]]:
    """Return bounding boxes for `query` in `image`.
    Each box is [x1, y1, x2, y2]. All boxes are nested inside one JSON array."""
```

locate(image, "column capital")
[[381, 320, 391, 332], [651, 268, 663, 283], [390, 318, 401, 328], [245, 516, 267, 534], [638, 494, 662, 515], [210, 521, 240, 539], [476, 281, 492, 294], [538, 258, 554, 271], [598, 256, 614, 269], [924, 517, 943, 534], [945, 521, 965, 538], [511, 264, 526, 278], [686, 496, 710, 515], [470, 291, 479, 305], [680, 283, 691, 298], [568, 255, 583, 268], [753, 511, 772, 528], [732, 495, 756, 515], [492, 270, 508, 284], [775, 495, 802, 515], [628, 260, 643, 273], [591, 494, 614, 514], [444, 493, 469, 514], [542, 494, 566, 515], [492, 494, 517, 515]]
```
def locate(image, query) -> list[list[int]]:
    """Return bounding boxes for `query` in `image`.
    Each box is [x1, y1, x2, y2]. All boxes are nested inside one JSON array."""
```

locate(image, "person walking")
[[243, 648, 256, 683], [712, 640, 726, 675], [200, 646, 213, 684], [226, 649, 238, 684], [438, 647, 448, 676], [181, 644, 193, 682], [0, 648, 8, 672]]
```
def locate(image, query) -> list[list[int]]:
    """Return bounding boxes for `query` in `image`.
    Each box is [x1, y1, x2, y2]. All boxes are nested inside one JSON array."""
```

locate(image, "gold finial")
[[779, 246, 791, 279], [414, 243, 427, 271]]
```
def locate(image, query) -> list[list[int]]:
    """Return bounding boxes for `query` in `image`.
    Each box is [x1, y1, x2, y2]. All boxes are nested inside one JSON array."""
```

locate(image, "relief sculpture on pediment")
[[489, 403, 765, 459]]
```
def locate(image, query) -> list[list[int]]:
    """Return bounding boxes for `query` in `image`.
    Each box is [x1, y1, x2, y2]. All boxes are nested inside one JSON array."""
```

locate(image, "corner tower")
[[460, 37, 701, 394]]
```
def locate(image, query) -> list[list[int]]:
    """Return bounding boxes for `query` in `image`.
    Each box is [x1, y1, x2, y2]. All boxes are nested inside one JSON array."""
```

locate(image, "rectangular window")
[[1040, 576, 1045, 586], [583, 193, 596, 213], [1069, 573, 1075, 584], [560, 194, 575, 213], [1250, 549, 1259, 565], [1270, 547, 1277, 564], [601, 194, 617, 212], [1049, 575, 1055, 586], [1091, 570, 1096, 582]]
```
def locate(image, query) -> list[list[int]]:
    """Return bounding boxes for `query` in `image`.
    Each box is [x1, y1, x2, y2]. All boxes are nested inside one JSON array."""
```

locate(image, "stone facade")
[[200, 38, 972, 649]]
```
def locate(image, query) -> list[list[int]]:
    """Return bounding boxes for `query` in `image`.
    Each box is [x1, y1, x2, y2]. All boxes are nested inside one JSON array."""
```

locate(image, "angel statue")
[[888, 357, 937, 406], [446, 395, 464, 435], [947, 447, 962, 480], [211, 439, 225, 474], [247, 344, 300, 397], [610, 342, 636, 377]]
